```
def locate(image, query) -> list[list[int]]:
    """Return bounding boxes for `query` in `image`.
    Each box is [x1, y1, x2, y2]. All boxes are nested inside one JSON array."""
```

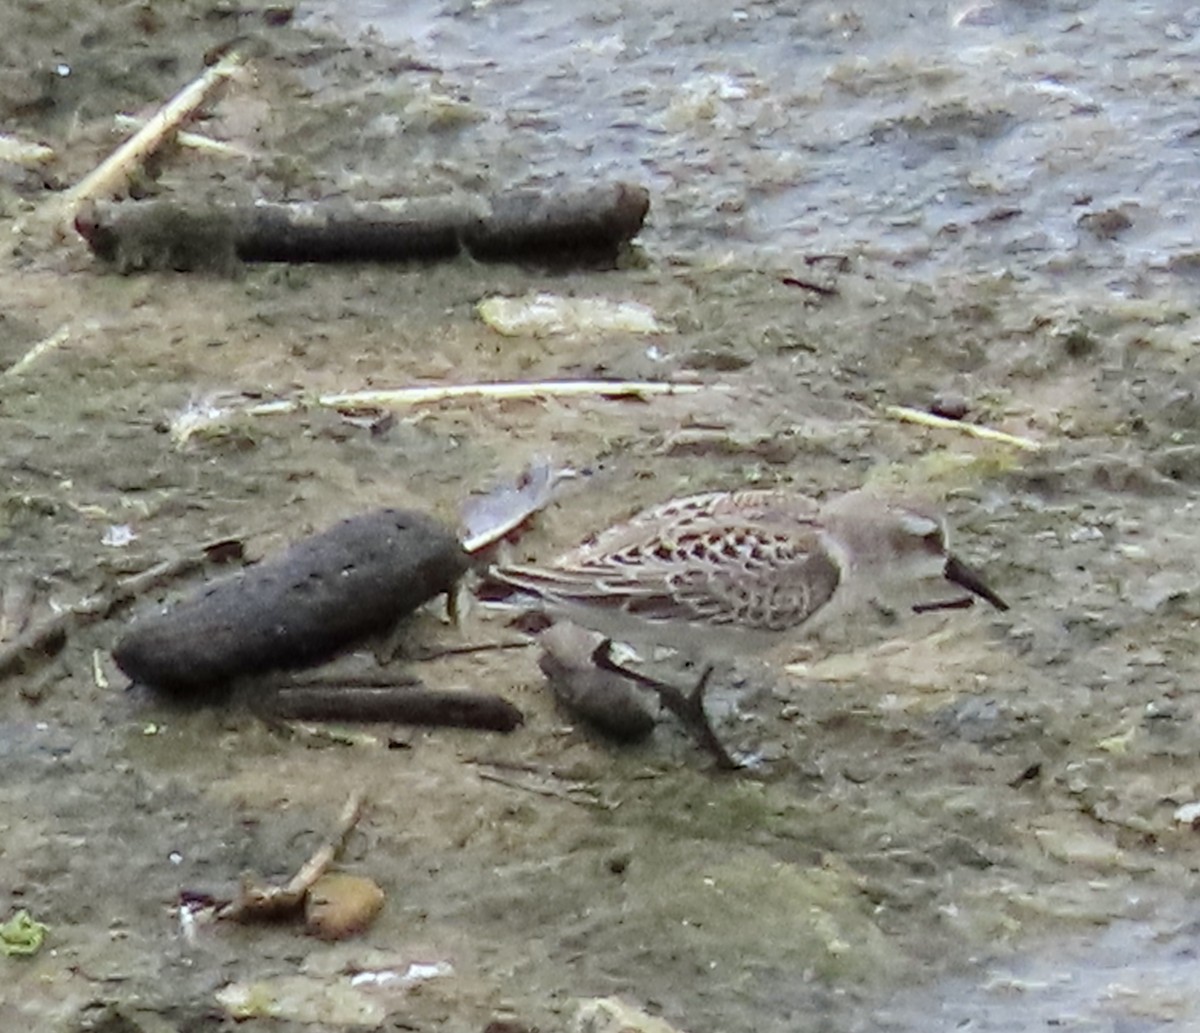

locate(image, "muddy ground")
[[5, 3, 1200, 1031]]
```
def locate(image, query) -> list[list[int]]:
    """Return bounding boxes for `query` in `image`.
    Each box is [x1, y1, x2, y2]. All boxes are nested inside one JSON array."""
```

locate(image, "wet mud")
[[4, 2, 1200, 1032]]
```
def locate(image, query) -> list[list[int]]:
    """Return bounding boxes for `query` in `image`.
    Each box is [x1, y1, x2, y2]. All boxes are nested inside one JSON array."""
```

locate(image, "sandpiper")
[[491, 487, 1009, 768]]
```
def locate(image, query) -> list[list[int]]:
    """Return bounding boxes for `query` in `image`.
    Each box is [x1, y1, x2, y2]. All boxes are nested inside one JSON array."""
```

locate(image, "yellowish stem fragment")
[[884, 404, 1042, 452]]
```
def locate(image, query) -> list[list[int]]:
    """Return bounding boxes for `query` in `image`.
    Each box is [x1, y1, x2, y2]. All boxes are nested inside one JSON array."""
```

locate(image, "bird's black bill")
[[943, 553, 1009, 611], [912, 596, 976, 614]]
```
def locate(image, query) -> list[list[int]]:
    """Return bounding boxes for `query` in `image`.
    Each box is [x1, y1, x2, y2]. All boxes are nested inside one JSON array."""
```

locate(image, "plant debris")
[[113, 509, 468, 697], [209, 790, 368, 925], [0, 910, 49, 956], [76, 182, 650, 273]]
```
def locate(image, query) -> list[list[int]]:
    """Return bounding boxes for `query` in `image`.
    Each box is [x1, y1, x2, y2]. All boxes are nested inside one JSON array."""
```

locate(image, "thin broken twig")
[[470, 759, 612, 809], [56, 50, 246, 227], [252, 379, 712, 413], [780, 276, 838, 297], [4, 325, 71, 379], [884, 404, 1042, 451], [475, 770, 610, 808], [911, 596, 976, 614], [217, 790, 366, 923], [402, 640, 532, 661], [173, 380, 716, 444], [0, 546, 238, 683], [112, 114, 253, 159]]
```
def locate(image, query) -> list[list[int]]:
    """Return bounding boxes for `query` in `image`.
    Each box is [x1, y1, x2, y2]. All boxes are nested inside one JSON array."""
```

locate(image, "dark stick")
[[911, 596, 976, 614], [780, 276, 839, 297], [76, 183, 650, 272], [264, 685, 524, 732]]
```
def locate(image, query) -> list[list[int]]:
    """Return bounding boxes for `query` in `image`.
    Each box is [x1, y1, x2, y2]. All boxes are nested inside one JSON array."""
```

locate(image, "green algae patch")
[[1, 910, 48, 956]]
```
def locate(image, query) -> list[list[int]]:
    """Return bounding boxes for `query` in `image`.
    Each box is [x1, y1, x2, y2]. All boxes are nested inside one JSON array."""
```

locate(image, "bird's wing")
[[492, 492, 840, 633], [665, 539, 842, 631], [565, 489, 820, 564]]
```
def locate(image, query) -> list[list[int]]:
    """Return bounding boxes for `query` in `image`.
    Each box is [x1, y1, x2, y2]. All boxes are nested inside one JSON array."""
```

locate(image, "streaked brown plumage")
[[491, 487, 1007, 767]]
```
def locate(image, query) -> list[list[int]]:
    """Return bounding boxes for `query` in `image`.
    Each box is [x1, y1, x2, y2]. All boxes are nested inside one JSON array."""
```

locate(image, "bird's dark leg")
[[680, 664, 738, 770], [591, 639, 741, 770]]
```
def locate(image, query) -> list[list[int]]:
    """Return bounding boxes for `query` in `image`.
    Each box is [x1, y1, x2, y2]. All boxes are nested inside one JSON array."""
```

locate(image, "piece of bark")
[[74, 182, 650, 273], [265, 684, 524, 731], [537, 622, 657, 743], [112, 509, 468, 697]]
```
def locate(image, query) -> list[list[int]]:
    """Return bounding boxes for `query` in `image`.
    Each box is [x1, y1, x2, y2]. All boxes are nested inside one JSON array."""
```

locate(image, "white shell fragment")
[[1173, 802, 1200, 827], [478, 293, 669, 338], [102, 524, 137, 548]]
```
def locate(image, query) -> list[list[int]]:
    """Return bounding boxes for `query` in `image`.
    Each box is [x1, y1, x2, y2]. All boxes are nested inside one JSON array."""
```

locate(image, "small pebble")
[[1078, 208, 1133, 239], [930, 390, 969, 420], [305, 873, 385, 940]]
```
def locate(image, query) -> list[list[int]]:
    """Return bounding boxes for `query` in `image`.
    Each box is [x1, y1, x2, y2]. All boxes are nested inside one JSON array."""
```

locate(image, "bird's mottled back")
[[493, 490, 839, 649], [490, 486, 1006, 653]]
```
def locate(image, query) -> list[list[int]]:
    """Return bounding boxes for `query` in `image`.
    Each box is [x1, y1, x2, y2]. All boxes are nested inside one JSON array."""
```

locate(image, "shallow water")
[[874, 910, 1200, 1031], [310, 0, 1200, 295]]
